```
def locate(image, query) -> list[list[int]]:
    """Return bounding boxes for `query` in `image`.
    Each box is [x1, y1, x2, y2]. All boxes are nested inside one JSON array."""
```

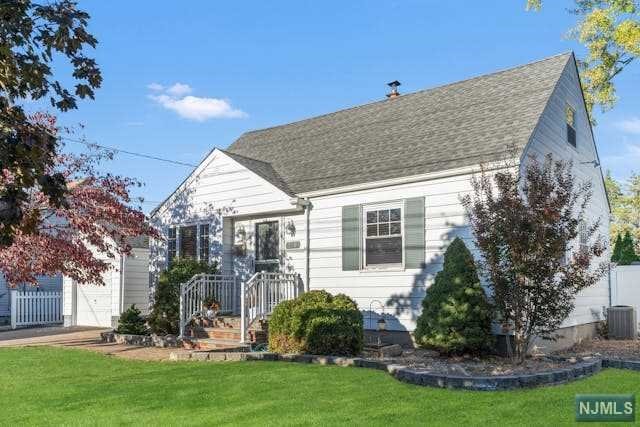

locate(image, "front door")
[[255, 221, 280, 273]]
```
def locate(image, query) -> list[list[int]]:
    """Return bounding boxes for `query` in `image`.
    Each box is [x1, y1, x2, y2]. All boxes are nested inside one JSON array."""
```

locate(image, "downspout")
[[305, 198, 311, 292], [291, 197, 312, 292], [119, 254, 126, 315]]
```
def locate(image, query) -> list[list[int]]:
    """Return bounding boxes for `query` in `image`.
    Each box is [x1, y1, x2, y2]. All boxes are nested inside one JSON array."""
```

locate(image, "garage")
[[63, 238, 150, 328]]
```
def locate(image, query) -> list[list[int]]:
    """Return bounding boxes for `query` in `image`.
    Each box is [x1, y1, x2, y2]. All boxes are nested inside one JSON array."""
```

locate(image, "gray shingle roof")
[[227, 53, 572, 195], [222, 150, 294, 195]]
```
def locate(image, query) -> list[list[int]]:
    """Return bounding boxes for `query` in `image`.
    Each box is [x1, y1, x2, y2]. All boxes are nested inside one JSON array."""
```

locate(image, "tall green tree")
[[619, 230, 639, 264], [527, 0, 639, 118], [611, 233, 624, 261], [606, 171, 640, 252], [0, 1, 101, 246]]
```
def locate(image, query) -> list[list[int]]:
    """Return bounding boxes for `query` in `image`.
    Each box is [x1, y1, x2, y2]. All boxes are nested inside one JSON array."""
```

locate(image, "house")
[[150, 52, 610, 349], [62, 236, 150, 328]]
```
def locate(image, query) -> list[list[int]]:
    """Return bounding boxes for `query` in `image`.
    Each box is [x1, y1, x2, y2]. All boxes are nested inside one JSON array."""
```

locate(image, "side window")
[[199, 224, 210, 263], [566, 104, 576, 147], [167, 227, 177, 264], [179, 225, 197, 260], [364, 206, 402, 266], [578, 223, 588, 253]]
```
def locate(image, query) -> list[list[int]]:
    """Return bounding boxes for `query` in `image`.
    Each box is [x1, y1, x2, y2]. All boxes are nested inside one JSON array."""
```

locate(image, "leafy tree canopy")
[[0, 0, 101, 246], [527, 0, 639, 118]]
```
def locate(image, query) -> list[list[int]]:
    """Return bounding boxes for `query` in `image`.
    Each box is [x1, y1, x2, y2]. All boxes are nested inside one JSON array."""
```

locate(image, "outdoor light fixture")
[[377, 317, 387, 332]]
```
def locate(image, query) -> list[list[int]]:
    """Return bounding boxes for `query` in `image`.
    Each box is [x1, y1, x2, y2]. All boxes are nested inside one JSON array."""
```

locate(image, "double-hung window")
[[364, 204, 403, 267]]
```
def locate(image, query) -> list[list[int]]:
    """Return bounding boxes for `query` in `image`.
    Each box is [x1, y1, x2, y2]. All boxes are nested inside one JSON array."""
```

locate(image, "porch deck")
[[179, 272, 303, 349]]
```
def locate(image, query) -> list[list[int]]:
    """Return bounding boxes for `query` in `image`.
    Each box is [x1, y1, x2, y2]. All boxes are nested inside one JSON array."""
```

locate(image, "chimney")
[[386, 80, 401, 99]]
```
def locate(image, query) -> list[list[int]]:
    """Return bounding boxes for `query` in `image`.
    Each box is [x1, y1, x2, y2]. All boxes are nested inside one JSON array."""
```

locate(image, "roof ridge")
[[221, 149, 272, 165], [237, 51, 573, 137]]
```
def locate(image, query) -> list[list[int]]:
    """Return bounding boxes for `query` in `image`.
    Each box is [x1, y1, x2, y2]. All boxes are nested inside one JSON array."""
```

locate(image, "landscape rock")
[[379, 344, 403, 358]]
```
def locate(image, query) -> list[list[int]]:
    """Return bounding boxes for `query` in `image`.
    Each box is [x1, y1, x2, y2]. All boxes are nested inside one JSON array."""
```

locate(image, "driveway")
[[0, 326, 189, 361]]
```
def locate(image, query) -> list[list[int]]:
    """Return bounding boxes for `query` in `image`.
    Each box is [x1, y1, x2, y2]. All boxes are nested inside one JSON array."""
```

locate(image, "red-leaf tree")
[[462, 154, 608, 363], [0, 114, 157, 286]]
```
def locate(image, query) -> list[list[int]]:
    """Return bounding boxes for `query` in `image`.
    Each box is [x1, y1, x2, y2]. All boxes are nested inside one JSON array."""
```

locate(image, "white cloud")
[[147, 82, 247, 121], [615, 117, 640, 134], [165, 83, 192, 97], [147, 82, 164, 92]]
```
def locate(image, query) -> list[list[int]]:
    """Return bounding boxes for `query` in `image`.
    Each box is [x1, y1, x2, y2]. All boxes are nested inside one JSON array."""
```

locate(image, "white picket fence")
[[10, 290, 63, 329]]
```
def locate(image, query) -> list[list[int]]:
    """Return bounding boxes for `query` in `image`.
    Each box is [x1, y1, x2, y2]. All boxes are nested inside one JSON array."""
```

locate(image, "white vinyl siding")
[[122, 248, 151, 313], [151, 150, 296, 278], [308, 174, 476, 331], [522, 58, 610, 328]]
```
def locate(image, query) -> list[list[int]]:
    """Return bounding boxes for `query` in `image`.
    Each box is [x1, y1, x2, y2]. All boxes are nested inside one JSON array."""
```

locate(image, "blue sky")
[[44, 1, 639, 211]]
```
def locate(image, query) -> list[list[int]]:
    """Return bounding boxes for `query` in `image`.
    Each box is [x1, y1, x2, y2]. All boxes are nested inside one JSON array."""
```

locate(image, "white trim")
[[297, 160, 513, 198], [152, 149, 293, 218]]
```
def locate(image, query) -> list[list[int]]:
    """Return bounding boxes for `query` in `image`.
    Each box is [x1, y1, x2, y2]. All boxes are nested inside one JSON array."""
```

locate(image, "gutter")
[[290, 198, 312, 292]]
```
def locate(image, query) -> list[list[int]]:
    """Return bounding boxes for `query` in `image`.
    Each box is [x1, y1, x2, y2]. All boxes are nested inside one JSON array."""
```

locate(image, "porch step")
[[197, 327, 242, 341]]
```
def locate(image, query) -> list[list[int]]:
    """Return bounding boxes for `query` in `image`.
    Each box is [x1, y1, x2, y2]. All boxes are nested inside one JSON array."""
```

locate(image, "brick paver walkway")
[[0, 326, 190, 361]]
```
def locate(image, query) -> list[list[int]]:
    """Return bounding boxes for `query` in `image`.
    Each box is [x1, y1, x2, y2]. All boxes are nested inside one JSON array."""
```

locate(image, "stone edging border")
[[602, 358, 640, 371], [101, 331, 180, 348], [169, 351, 606, 391]]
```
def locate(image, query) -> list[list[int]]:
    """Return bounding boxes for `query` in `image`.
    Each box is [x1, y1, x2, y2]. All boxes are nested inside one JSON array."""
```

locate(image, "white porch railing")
[[240, 272, 302, 343], [10, 290, 63, 329], [179, 274, 237, 338]]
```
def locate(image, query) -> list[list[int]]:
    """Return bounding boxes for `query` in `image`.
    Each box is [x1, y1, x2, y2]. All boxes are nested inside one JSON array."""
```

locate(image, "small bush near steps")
[[268, 290, 363, 356], [147, 258, 218, 335], [414, 237, 494, 355], [116, 305, 148, 335]]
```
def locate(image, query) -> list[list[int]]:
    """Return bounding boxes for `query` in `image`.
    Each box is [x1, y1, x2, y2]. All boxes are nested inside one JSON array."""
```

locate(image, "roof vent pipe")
[[386, 80, 401, 98]]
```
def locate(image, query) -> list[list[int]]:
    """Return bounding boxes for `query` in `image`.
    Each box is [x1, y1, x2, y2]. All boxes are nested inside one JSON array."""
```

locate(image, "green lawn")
[[1, 347, 638, 426]]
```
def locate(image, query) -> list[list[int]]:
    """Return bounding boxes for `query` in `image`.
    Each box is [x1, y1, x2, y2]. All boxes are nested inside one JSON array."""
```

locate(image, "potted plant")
[[201, 296, 220, 327]]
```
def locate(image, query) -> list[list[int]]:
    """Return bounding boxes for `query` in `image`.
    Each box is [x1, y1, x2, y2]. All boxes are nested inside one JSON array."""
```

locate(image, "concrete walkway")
[[0, 326, 190, 361]]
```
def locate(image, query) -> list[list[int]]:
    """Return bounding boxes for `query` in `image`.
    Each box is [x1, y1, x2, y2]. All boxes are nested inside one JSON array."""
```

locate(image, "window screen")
[[365, 207, 402, 265]]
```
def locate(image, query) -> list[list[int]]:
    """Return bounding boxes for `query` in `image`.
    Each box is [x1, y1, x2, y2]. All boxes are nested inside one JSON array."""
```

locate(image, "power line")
[[61, 136, 198, 168]]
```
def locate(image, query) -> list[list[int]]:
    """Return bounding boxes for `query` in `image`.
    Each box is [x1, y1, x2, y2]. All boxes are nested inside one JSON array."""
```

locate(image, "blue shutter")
[[404, 197, 425, 269], [342, 205, 361, 271]]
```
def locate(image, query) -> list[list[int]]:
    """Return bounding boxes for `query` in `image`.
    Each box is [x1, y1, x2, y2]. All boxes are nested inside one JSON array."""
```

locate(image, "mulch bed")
[[363, 347, 585, 377], [555, 338, 640, 361]]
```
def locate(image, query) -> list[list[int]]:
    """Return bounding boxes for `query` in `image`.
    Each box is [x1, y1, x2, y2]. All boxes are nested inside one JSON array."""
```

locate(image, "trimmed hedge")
[[268, 290, 363, 356]]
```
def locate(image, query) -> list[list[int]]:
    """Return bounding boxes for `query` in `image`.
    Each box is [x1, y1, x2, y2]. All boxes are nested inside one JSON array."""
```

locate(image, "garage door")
[[75, 276, 114, 327]]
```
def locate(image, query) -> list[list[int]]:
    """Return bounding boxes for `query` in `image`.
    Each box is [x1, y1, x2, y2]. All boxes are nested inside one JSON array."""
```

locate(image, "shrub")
[[147, 258, 218, 335], [414, 237, 493, 355], [268, 290, 363, 356], [116, 305, 148, 335]]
